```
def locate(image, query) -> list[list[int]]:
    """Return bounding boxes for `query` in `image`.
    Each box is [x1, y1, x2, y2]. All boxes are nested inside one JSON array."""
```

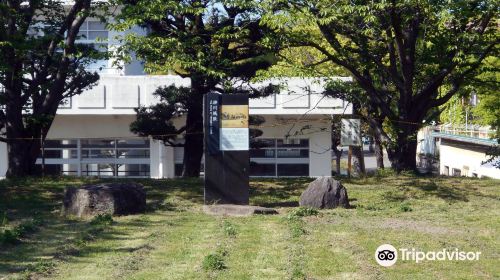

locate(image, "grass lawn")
[[0, 174, 499, 279]]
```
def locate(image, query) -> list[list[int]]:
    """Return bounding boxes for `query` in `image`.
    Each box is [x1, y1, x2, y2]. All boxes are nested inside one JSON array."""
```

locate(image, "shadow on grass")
[[250, 177, 312, 208]]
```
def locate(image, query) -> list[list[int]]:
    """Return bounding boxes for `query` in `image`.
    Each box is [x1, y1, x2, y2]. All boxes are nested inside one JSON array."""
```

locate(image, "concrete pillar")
[[150, 139, 160, 178], [309, 124, 332, 177], [163, 145, 175, 178], [62, 140, 70, 175], [0, 142, 7, 178]]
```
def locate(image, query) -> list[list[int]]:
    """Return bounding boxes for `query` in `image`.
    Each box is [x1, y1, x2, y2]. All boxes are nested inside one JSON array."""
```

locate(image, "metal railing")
[[436, 125, 496, 140]]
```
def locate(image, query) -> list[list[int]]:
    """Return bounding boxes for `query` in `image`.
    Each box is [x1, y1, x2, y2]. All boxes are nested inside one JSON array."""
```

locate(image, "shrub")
[[222, 221, 237, 237], [202, 252, 226, 271]]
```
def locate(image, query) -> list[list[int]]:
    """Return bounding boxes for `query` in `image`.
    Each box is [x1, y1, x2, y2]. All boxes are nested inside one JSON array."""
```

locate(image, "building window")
[[77, 20, 109, 71], [250, 162, 276, 177], [81, 163, 115, 177], [116, 164, 150, 177], [36, 138, 150, 177], [250, 138, 309, 177], [277, 164, 309, 176], [36, 164, 79, 176], [78, 21, 108, 43]]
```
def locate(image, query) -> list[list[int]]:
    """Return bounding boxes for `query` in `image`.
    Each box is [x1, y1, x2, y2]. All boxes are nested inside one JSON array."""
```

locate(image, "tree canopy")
[[262, 0, 499, 170], [114, 0, 278, 176], [0, 0, 107, 177]]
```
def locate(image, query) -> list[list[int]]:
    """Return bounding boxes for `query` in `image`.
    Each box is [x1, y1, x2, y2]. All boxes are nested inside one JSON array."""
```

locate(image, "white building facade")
[[432, 130, 500, 179], [0, 17, 352, 179]]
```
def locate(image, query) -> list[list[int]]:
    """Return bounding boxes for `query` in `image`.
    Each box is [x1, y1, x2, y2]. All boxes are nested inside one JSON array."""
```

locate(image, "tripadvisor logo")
[[375, 244, 482, 267], [375, 244, 397, 267]]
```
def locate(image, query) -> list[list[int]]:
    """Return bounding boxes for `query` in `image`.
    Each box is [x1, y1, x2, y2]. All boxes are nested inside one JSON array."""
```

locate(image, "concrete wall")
[[56, 76, 351, 116], [440, 141, 500, 179], [46, 115, 137, 139]]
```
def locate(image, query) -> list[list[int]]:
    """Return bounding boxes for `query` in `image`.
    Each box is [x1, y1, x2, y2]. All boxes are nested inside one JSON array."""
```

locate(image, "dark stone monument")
[[62, 183, 146, 217], [299, 177, 349, 209], [204, 93, 249, 204]]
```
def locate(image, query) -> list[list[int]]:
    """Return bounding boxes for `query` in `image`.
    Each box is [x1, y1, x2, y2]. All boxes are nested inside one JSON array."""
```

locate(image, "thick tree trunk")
[[387, 130, 418, 172], [181, 104, 204, 178], [374, 136, 384, 169], [181, 75, 208, 178], [6, 138, 42, 177]]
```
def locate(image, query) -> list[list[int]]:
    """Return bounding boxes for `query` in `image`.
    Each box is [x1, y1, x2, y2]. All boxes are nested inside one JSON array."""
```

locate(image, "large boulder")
[[63, 183, 146, 217], [299, 177, 349, 209]]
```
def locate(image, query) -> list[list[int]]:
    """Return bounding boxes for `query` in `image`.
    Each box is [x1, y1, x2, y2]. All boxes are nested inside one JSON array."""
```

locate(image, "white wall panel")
[[112, 84, 140, 108], [316, 97, 344, 109], [249, 94, 276, 108], [78, 84, 106, 108], [281, 86, 310, 108]]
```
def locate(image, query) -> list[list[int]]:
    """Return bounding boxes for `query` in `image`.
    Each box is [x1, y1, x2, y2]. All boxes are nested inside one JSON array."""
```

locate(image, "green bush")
[[202, 252, 226, 271], [222, 221, 237, 237]]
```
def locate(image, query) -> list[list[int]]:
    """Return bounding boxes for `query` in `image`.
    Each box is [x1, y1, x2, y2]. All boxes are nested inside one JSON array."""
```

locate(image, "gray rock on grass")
[[63, 183, 146, 217], [299, 177, 349, 209]]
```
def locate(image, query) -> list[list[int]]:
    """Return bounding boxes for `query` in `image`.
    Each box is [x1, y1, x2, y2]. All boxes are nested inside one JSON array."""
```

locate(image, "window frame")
[[250, 138, 310, 177]]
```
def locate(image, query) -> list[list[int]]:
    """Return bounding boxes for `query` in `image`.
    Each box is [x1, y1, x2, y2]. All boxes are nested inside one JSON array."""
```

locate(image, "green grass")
[[0, 175, 499, 279]]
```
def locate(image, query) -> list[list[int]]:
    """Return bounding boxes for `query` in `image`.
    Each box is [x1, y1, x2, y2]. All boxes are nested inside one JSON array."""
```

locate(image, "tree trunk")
[[387, 130, 418, 172], [334, 150, 342, 175], [181, 104, 204, 178], [181, 74, 209, 178], [365, 114, 388, 170], [374, 136, 384, 169], [6, 139, 42, 177], [351, 145, 365, 176]]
